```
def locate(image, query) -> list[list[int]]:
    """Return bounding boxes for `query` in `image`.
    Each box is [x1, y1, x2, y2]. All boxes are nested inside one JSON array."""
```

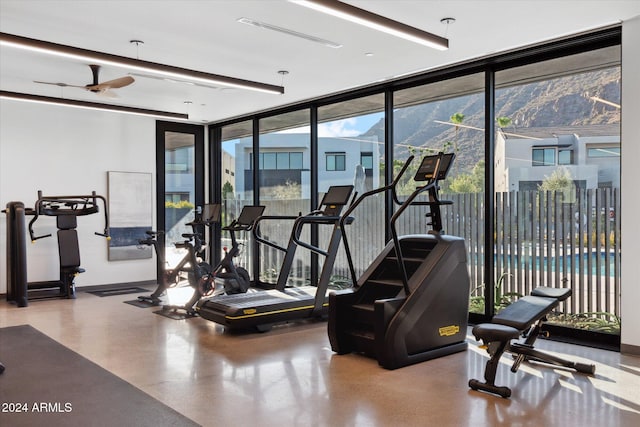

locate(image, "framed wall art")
[[107, 171, 153, 261]]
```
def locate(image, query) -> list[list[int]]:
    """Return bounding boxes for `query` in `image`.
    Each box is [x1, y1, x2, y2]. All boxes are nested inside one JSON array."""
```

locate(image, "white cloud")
[[275, 118, 364, 137], [318, 118, 360, 137]]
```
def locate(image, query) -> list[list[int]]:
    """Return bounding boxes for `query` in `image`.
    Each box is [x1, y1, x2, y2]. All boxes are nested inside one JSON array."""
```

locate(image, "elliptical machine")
[[212, 205, 265, 295], [137, 204, 219, 314]]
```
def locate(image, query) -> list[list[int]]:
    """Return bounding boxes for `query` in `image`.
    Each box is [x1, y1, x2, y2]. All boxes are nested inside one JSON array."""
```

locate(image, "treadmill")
[[196, 185, 354, 331]]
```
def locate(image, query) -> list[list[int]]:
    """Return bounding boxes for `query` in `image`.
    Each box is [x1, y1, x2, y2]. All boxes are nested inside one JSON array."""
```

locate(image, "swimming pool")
[[492, 252, 618, 277]]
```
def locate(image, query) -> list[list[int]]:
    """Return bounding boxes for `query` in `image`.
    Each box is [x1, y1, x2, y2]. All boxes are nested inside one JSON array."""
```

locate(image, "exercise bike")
[[212, 205, 265, 294], [138, 204, 220, 315]]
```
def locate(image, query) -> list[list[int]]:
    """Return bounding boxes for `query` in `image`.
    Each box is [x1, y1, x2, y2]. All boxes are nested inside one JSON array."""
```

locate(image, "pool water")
[[493, 252, 617, 277]]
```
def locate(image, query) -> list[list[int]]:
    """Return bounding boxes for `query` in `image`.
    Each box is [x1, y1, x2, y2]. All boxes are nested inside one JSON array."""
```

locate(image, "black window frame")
[[207, 25, 621, 348]]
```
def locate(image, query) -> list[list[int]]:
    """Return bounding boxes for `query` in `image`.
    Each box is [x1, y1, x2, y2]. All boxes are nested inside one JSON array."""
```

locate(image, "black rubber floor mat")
[[153, 308, 197, 320], [124, 299, 160, 308], [0, 325, 200, 426], [86, 287, 150, 297]]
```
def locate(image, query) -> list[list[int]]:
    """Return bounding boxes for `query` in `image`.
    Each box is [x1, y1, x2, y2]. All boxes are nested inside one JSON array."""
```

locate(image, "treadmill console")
[[414, 153, 455, 182], [236, 205, 266, 226], [320, 185, 354, 216]]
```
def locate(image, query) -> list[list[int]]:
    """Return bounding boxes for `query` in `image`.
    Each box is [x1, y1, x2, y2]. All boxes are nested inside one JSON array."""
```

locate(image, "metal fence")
[[220, 187, 621, 318]]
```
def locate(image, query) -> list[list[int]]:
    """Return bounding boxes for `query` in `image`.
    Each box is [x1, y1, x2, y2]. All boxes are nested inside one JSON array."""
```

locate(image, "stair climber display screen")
[[328, 153, 471, 369]]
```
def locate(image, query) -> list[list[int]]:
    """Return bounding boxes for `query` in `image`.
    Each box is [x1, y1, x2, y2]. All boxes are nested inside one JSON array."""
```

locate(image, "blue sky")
[[277, 112, 384, 137]]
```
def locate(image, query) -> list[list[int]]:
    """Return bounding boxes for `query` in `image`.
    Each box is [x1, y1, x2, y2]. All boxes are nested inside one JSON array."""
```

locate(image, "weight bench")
[[469, 287, 596, 398]]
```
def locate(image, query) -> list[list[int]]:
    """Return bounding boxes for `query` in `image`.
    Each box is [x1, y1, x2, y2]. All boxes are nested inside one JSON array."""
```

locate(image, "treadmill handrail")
[[290, 213, 344, 257], [253, 214, 301, 253], [339, 155, 415, 286]]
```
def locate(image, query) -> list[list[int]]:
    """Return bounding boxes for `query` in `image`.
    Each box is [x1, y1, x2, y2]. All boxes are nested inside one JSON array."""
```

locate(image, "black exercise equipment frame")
[[4, 191, 110, 306], [137, 204, 220, 315], [212, 205, 265, 294], [196, 185, 355, 331], [469, 287, 596, 398], [329, 152, 470, 369]]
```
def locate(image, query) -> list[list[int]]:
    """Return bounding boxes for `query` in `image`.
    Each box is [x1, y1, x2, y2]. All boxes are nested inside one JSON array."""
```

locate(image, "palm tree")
[[449, 112, 465, 173], [496, 116, 512, 129]]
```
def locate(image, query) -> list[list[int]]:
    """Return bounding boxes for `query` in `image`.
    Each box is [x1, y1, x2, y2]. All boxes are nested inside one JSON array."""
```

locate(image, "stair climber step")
[[366, 278, 405, 287], [351, 303, 375, 324], [345, 327, 376, 357], [385, 256, 424, 264]]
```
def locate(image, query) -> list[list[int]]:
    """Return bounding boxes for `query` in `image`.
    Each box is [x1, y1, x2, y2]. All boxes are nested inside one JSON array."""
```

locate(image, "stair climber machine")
[[328, 153, 471, 369], [137, 204, 220, 315], [196, 185, 355, 332], [4, 191, 110, 306]]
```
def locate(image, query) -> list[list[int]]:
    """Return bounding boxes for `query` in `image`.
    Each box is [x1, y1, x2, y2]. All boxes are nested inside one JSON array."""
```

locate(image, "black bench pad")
[[531, 286, 571, 301], [492, 296, 559, 330], [472, 323, 520, 342]]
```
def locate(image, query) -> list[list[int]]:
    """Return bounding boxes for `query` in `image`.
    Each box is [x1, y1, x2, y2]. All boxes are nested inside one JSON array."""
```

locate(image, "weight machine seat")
[[58, 229, 83, 273]]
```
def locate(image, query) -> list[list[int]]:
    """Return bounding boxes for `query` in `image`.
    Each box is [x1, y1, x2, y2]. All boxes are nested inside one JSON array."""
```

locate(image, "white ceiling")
[[1, 0, 639, 124]]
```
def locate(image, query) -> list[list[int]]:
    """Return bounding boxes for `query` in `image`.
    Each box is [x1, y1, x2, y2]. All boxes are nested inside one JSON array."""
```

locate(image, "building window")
[[252, 151, 305, 170], [360, 152, 373, 170], [588, 146, 620, 157], [532, 148, 556, 166], [263, 152, 277, 169], [558, 149, 573, 165], [290, 152, 303, 169], [326, 152, 346, 171], [165, 146, 193, 174]]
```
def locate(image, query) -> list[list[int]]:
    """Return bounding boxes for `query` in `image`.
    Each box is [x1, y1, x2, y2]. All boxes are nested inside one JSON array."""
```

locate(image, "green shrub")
[[165, 200, 195, 209]]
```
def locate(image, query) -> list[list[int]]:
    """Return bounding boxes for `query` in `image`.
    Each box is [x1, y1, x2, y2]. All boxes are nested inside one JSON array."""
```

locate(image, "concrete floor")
[[1, 288, 639, 427]]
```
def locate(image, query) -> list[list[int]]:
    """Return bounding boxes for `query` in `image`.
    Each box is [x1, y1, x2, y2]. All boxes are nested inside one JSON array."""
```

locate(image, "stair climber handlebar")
[[389, 152, 455, 295], [339, 155, 416, 287]]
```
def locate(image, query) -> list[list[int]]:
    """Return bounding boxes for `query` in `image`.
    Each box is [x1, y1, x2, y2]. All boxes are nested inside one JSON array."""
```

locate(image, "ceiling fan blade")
[[88, 76, 135, 91], [33, 80, 85, 89], [96, 89, 119, 99]]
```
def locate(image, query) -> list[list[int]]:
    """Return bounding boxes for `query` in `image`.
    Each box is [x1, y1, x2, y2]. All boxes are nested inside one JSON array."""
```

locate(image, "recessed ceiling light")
[[365, 52, 374, 57]]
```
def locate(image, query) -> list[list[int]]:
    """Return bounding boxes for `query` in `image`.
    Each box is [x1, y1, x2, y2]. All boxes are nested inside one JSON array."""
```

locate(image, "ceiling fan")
[[34, 64, 134, 97]]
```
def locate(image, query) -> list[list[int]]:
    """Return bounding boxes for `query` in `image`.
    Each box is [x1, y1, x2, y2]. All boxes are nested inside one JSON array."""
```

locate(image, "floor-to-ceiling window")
[[257, 110, 311, 286], [206, 27, 621, 345], [494, 45, 621, 335], [317, 94, 386, 286], [218, 119, 255, 278], [393, 74, 486, 301]]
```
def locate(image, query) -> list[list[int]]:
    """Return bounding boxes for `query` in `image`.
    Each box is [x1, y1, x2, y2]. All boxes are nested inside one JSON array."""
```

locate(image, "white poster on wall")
[[107, 171, 153, 261]]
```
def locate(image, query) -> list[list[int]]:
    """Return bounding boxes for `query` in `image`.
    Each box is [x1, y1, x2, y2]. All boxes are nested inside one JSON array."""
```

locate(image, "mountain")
[[362, 68, 620, 173]]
